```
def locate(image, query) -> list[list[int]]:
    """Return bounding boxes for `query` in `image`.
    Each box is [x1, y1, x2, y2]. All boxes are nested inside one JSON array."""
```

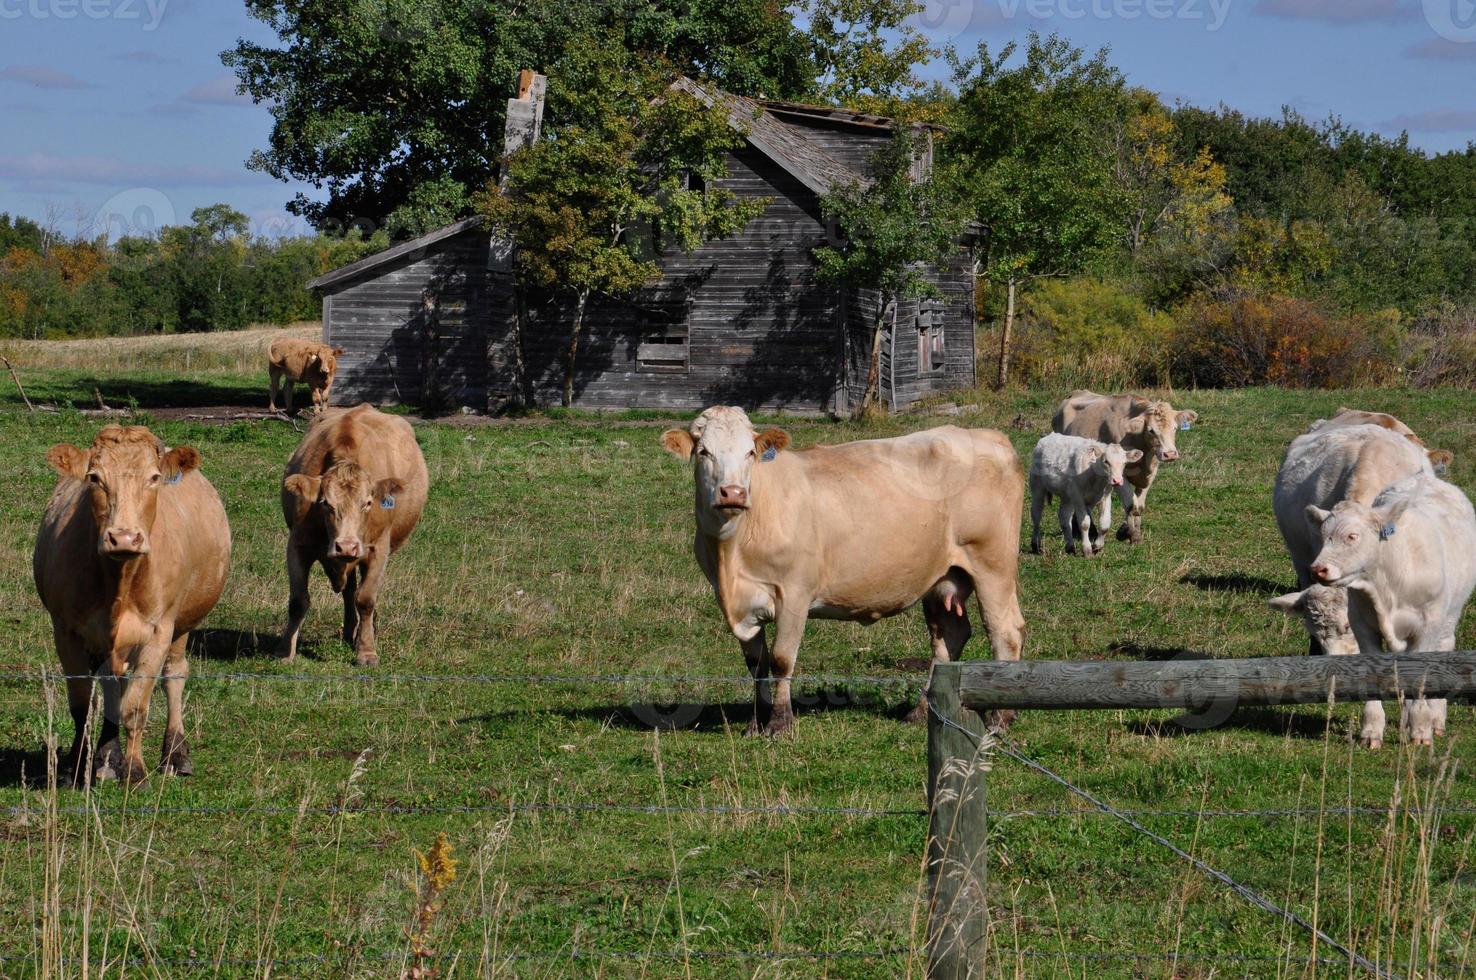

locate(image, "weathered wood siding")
[[888, 254, 977, 408], [777, 117, 892, 176], [516, 146, 843, 412], [323, 230, 491, 407]]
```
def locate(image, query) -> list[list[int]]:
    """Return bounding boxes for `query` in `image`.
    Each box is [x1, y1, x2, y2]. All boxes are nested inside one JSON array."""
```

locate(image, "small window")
[[637, 334, 689, 373], [918, 301, 946, 373]]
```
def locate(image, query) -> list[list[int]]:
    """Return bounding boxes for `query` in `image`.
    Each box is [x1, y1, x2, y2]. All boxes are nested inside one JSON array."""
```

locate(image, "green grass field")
[[3, 365, 1476, 977]]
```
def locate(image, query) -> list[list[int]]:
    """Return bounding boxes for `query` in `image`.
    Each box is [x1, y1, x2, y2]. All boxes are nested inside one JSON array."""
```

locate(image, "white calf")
[[1029, 433, 1142, 556]]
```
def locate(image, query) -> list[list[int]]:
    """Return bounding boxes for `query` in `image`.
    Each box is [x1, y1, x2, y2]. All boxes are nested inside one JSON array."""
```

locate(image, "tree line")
[[5, 0, 1474, 396]]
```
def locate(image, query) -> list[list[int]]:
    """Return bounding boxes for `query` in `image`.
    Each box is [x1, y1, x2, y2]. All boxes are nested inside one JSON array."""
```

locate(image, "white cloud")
[[0, 65, 93, 90]]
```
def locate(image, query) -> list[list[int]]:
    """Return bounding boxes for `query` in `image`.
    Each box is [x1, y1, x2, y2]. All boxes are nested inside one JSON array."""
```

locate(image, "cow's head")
[[47, 425, 200, 559], [306, 347, 343, 386], [1268, 585, 1359, 657], [284, 460, 403, 561], [1088, 444, 1143, 488], [1125, 402, 1196, 463], [1305, 497, 1406, 586], [661, 407, 790, 536], [1427, 449, 1453, 476]]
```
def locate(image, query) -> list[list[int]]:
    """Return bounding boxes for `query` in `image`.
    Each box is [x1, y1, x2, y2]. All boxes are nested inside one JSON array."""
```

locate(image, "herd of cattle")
[[660, 394, 1470, 744], [29, 371, 1471, 785]]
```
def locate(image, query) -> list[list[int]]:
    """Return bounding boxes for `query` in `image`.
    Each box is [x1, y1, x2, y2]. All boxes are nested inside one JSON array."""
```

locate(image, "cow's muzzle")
[[1160, 449, 1181, 462], [332, 538, 363, 559], [1310, 562, 1340, 584], [715, 485, 749, 510], [1111, 477, 1123, 487], [100, 528, 150, 558]]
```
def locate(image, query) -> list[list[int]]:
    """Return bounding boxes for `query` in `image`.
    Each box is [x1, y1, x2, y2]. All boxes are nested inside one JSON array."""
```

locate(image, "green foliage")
[[0, 209, 386, 339], [945, 32, 1125, 286], [226, 0, 928, 235], [994, 277, 1173, 389]]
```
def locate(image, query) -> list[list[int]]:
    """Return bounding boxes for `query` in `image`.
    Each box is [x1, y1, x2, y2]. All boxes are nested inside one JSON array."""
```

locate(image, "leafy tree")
[[475, 42, 766, 406], [946, 32, 1126, 387], [814, 128, 966, 414], [225, 0, 932, 236]]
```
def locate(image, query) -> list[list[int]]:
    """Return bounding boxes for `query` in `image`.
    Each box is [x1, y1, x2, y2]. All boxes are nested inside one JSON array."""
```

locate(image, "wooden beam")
[[926, 665, 990, 979], [954, 652, 1476, 713]]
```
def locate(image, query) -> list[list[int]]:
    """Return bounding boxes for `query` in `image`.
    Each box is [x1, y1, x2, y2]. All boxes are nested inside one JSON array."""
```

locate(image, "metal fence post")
[[926, 662, 990, 980]]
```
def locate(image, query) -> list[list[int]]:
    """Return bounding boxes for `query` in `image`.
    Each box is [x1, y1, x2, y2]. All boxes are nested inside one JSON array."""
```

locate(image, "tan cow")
[[662, 407, 1026, 736], [1310, 407, 1453, 472], [34, 425, 230, 785], [1051, 391, 1198, 544], [268, 337, 344, 413], [278, 404, 428, 666]]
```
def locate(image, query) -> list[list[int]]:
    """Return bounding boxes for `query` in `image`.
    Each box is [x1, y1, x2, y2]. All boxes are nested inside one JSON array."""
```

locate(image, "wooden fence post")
[[926, 662, 990, 980]]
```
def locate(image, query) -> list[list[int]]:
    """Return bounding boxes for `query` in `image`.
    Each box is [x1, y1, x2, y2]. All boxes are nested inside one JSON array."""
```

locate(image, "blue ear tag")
[[761, 446, 777, 463], [165, 472, 182, 485], [380, 495, 396, 510], [1179, 420, 1193, 431], [1379, 523, 1396, 541]]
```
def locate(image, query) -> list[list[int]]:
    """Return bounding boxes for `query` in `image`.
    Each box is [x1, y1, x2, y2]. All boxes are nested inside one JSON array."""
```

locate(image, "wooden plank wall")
[[324, 231, 491, 407], [516, 146, 843, 412]]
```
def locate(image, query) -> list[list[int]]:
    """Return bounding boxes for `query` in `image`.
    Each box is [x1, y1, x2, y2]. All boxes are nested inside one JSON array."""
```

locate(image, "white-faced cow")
[[1028, 433, 1142, 556], [269, 337, 344, 414], [661, 407, 1026, 736], [34, 425, 231, 785], [1051, 391, 1197, 544], [1298, 475, 1476, 747], [278, 404, 428, 666]]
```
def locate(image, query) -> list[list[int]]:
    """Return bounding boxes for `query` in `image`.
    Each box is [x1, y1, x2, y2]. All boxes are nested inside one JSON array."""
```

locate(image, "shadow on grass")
[[460, 684, 915, 732], [187, 627, 279, 662], [1180, 573, 1290, 596], [0, 746, 54, 789], [1127, 706, 1337, 740], [79, 377, 264, 410], [1108, 641, 1216, 662]]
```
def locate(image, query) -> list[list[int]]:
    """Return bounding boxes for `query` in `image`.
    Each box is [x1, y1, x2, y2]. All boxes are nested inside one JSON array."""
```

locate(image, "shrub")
[[1167, 290, 1401, 389], [983, 277, 1173, 389], [1404, 305, 1476, 388]]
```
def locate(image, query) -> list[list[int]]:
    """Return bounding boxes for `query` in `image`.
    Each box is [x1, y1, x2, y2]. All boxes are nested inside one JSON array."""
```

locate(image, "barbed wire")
[[928, 701, 1396, 980], [0, 668, 917, 686]]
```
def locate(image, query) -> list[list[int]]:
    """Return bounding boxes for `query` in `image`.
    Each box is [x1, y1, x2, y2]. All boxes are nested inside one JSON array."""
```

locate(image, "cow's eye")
[[86, 472, 102, 485], [1347, 532, 1359, 543], [747, 449, 756, 459], [363, 498, 373, 511], [697, 447, 711, 459], [148, 473, 161, 485]]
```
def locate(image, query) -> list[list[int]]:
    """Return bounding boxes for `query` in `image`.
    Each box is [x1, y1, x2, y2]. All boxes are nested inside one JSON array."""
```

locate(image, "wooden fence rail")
[[924, 652, 1476, 980]]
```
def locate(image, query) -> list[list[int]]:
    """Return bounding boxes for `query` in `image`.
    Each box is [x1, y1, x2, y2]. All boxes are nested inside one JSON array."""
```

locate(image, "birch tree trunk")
[[996, 276, 1016, 390], [858, 293, 891, 417]]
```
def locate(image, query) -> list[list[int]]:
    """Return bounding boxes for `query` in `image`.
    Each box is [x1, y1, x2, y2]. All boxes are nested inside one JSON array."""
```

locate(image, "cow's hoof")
[[987, 709, 1016, 733], [276, 645, 296, 661], [745, 717, 765, 737], [1361, 736, 1383, 750], [1116, 525, 1131, 541], [61, 753, 87, 789], [93, 739, 123, 782], [355, 651, 380, 668], [121, 757, 149, 785], [1029, 542, 1042, 556], [904, 701, 928, 725], [161, 734, 192, 777]]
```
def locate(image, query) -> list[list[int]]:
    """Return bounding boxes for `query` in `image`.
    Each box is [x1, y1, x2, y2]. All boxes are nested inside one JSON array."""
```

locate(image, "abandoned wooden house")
[[306, 74, 977, 414]]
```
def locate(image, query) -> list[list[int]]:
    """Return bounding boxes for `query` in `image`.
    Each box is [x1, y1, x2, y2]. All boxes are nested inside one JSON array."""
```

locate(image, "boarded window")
[[917, 300, 946, 373], [637, 334, 689, 373]]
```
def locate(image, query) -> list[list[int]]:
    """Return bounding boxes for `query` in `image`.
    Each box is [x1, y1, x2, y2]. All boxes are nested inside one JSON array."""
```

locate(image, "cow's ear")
[[46, 444, 87, 479], [1268, 591, 1305, 614], [161, 446, 200, 481], [756, 429, 791, 455], [332, 347, 345, 356], [661, 429, 695, 460], [373, 478, 404, 509], [1305, 505, 1332, 527], [1124, 416, 1148, 435], [1085, 445, 1105, 462], [1374, 495, 1411, 529], [1176, 410, 1199, 425], [1428, 449, 1454, 476], [306, 353, 320, 370], [1124, 449, 1144, 462], [284, 473, 321, 503]]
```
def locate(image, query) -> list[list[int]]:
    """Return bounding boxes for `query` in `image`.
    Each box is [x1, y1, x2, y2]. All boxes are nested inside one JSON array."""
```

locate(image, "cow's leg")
[[971, 563, 1026, 732], [1057, 499, 1076, 555], [740, 631, 772, 736], [1114, 480, 1136, 541], [908, 578, 974, 724], [349, 546, 390, 668], [92, 664, 124, 782], [117, 636, 169, 784], [277, 543, 312, 660], [1091, 495, 1110, 554], [341, 563, 361, 647], [1402, 631, 1452, 746], [759, 605, 809, 737], [283, 376, 295, 414], [1347, 608, 1387, 748], [268, 366, 281, 412], [55, 627, 93, 787], [160, 634, 192, 776], [1071, 498, 1093, 557], [1029, 487, 1046, 555]]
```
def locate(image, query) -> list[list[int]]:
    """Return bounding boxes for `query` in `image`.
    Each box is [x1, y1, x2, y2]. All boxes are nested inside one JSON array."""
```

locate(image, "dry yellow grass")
[[0, 322, 321, 374]]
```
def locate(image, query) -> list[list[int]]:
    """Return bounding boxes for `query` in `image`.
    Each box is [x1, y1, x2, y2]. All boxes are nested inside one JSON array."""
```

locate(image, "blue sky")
[[1, 0, 1473, 239]]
